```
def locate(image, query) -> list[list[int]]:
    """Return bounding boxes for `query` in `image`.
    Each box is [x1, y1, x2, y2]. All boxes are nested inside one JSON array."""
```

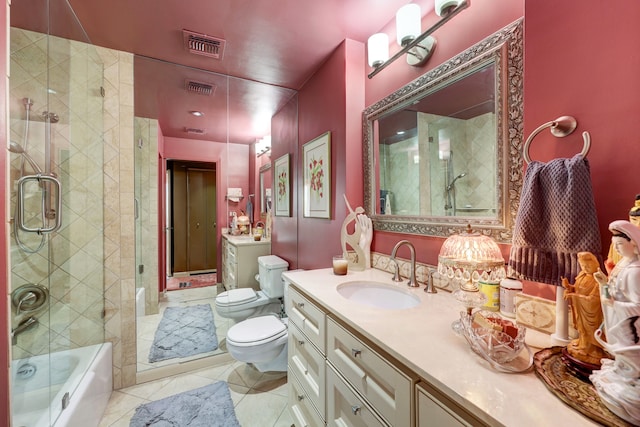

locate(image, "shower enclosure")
[[9, 0, 108, 425]]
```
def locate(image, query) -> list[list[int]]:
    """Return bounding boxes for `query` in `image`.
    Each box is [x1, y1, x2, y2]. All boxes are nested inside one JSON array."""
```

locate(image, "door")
[[170, 161, 217, 274], [187, 168, 217, 271]]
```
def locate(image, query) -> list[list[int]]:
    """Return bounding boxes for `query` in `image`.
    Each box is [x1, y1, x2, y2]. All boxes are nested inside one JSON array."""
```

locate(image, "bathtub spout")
[[11, 316, 38, 345]]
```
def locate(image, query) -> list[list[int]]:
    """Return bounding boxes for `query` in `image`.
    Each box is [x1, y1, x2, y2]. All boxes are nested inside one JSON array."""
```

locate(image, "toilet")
[[215, 255, 289, 321], [225, 259, 298, 372]]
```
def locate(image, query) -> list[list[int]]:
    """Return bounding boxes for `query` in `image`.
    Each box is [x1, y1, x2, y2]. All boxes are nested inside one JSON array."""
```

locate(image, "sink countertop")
[[283, 268, 598, 427], [222, 233, 271, 246]]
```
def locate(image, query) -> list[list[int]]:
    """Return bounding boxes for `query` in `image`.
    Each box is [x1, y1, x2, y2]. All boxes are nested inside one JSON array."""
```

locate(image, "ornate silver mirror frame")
[[363, 19, 523, 243]]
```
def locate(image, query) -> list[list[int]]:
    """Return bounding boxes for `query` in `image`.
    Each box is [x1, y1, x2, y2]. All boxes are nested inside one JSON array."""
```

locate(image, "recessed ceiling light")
[[189, 110, 204, 117]]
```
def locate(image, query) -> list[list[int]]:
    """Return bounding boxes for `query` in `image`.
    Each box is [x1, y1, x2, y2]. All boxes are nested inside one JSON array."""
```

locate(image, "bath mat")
[[148, 304, 218, 363], [129, 381, 240, 427]]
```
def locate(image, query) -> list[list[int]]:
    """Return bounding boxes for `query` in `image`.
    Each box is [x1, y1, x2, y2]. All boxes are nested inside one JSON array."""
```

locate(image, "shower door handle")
[[16, 174, 62, 234]]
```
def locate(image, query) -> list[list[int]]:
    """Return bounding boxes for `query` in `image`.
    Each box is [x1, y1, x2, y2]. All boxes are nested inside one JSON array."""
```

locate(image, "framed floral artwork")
[[274, 153, 290, 217], [303, 131, 331, 218]]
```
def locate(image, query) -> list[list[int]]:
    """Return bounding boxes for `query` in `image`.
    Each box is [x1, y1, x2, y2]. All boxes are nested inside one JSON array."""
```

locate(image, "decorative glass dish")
[[455, 310, 533, 373]]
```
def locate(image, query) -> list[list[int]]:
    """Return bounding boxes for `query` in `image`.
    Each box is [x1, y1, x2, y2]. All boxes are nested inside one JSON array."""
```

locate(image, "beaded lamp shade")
[[437, 224, 506, 292]]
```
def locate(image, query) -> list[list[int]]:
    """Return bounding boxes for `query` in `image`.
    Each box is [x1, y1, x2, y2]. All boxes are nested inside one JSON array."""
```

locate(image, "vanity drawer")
[[327, 318, 412, 427], [326, 364, 387, 427], [416, 382, 484, 427], [288, 369, 324, 427], [288, 286, 326, 353], [288, 322, 326, 419]]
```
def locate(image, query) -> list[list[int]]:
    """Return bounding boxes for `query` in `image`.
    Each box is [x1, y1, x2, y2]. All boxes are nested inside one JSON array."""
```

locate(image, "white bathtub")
[[11, 342, 112, 427]]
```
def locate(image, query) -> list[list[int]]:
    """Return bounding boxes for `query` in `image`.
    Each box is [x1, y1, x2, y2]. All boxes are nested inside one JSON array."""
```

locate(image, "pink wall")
[[271, 96, 300, 267], [522, 0, 640, 298], [295, 40, 366, 270], [0, 2, 9, 424]]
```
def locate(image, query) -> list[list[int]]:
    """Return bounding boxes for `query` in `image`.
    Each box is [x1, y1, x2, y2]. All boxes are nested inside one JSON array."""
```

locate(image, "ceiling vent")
[[184, 127, 206, 135], [183, 29, 226, 59], [184, 79, 215, 96]]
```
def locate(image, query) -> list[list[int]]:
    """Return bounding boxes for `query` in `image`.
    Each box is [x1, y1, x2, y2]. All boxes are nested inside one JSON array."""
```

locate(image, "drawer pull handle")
[[351, 405, 361, 415], [297, 302, 305, 308], [298, 340, 305, 345], [297, 395, 304, 401], [351, 349, 362, 358]]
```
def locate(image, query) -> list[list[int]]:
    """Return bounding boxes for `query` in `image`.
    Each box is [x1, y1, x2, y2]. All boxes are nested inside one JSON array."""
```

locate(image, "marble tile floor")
[[99, 359, 293, 426], [137, 286, 233, 372]]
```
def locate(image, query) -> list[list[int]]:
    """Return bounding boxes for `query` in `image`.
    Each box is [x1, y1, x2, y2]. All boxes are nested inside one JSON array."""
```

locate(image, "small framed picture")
[[274, 153, 290, 217], [303, 131, 331, 218]]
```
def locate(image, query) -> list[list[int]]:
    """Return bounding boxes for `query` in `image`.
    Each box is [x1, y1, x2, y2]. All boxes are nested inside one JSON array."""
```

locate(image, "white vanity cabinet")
[[287, 286, 327, 426], [220, 234, 270, 291], [326, 318, 415, 427]]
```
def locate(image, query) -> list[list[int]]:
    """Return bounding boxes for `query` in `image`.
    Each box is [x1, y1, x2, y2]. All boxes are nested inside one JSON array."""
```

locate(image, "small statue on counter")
[[561, 252, 608, 365], [604, 194, 640, 274], [590, 220, 640, 426], [340, 195, 372, 271]]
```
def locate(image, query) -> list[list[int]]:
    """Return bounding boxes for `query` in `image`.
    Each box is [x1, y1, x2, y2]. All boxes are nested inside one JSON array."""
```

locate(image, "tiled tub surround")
[[283, 268, 595, 426]]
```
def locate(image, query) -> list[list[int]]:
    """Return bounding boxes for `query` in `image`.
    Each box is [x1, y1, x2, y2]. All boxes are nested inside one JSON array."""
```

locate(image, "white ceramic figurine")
[[590, 220, 640, 425]]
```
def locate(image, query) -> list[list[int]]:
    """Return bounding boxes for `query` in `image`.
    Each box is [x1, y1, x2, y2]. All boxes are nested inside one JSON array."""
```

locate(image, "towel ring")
[[523, 115, 591, 164]]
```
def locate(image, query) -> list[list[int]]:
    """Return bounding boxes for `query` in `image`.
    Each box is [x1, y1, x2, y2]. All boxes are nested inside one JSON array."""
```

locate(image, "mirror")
[[133, 56, 298, 376], [259, 164, 272, 215], [363, 20, 523, 243]]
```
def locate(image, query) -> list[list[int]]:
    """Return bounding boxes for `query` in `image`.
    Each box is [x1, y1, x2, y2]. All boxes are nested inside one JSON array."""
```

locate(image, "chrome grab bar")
[[16, 174, 62, 234]]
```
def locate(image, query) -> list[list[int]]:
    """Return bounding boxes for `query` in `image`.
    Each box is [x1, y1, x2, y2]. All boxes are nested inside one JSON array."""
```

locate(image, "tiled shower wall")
[[380, 112, 496, 217], [10, 28, 106, 357], [9, 28, 136, 389], [98, 45, 135, 389]]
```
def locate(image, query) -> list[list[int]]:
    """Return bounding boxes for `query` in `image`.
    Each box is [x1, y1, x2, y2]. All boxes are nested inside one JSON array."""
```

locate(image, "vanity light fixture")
[[189, 110, 204, 117], [367, 0, 469, 79], [256, 135, 271, 157]]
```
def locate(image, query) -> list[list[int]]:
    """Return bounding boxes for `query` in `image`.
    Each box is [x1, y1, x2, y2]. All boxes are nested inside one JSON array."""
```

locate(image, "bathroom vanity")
[[283, 268, 598, 427], [221, 234, 271, 291]]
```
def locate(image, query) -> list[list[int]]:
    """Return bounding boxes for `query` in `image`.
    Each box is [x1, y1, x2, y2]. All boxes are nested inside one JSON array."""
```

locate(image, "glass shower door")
[[10, 0, 105, 425]]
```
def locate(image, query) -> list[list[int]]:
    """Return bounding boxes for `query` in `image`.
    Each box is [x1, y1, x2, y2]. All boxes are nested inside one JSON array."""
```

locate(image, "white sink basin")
[[336, 281, 421, 310]]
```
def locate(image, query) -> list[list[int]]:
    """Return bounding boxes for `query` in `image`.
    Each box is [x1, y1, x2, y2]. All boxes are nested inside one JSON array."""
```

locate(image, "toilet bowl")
[[225, 265, 302, 372], [215, 255, 289, 321], [226, 314, 289, 372]]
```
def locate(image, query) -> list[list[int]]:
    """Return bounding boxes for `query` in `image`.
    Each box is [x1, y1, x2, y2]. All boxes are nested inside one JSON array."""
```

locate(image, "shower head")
[[446, 172, 467, 191], [9, 141, 43, 174]]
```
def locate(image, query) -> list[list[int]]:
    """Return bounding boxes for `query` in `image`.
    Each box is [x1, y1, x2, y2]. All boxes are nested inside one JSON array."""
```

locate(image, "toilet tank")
[[258, 255, 289, 298]]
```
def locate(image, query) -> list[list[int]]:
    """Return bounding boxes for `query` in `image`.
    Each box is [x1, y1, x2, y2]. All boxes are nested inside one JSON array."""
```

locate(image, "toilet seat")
[[216, 288, 258, 307], [227, 315, 286, 347]]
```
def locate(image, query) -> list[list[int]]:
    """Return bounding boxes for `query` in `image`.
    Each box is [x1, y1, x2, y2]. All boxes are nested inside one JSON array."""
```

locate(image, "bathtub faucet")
[[11, 316, 38, 345]]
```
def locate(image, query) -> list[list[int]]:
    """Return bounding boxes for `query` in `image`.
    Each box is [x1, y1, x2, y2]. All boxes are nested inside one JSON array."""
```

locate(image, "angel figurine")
[[340, 195, 372, 271]]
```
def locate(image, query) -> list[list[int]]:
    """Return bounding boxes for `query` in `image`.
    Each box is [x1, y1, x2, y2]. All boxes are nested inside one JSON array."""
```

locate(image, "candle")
[[332, 256, 348, 276]]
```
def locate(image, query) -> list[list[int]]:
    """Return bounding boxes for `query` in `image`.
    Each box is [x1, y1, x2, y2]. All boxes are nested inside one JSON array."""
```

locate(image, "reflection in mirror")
[[364, 20, 523, 242], [378, 61, 496, 218], [259, 164, 272, 214], [134, 56, 298, 376]]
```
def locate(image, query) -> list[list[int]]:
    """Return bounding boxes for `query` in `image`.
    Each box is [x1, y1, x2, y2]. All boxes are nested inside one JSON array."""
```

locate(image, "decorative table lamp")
[[438, 225, 506, 328]]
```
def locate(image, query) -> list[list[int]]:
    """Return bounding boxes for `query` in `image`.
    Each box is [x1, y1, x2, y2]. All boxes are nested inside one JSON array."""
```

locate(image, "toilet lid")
[[216, 288, 258, 307], [227, 315, 286, 346]]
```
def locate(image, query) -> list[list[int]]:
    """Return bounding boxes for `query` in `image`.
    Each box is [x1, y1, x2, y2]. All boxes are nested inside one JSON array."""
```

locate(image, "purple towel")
[[508, 154, 601, 286]]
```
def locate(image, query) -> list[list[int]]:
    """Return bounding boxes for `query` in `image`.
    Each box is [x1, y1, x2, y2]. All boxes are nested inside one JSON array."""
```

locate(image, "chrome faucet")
[[424, 270, 437, 294], [390, 240, 418, 287], [11, 316, 38, 345]]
